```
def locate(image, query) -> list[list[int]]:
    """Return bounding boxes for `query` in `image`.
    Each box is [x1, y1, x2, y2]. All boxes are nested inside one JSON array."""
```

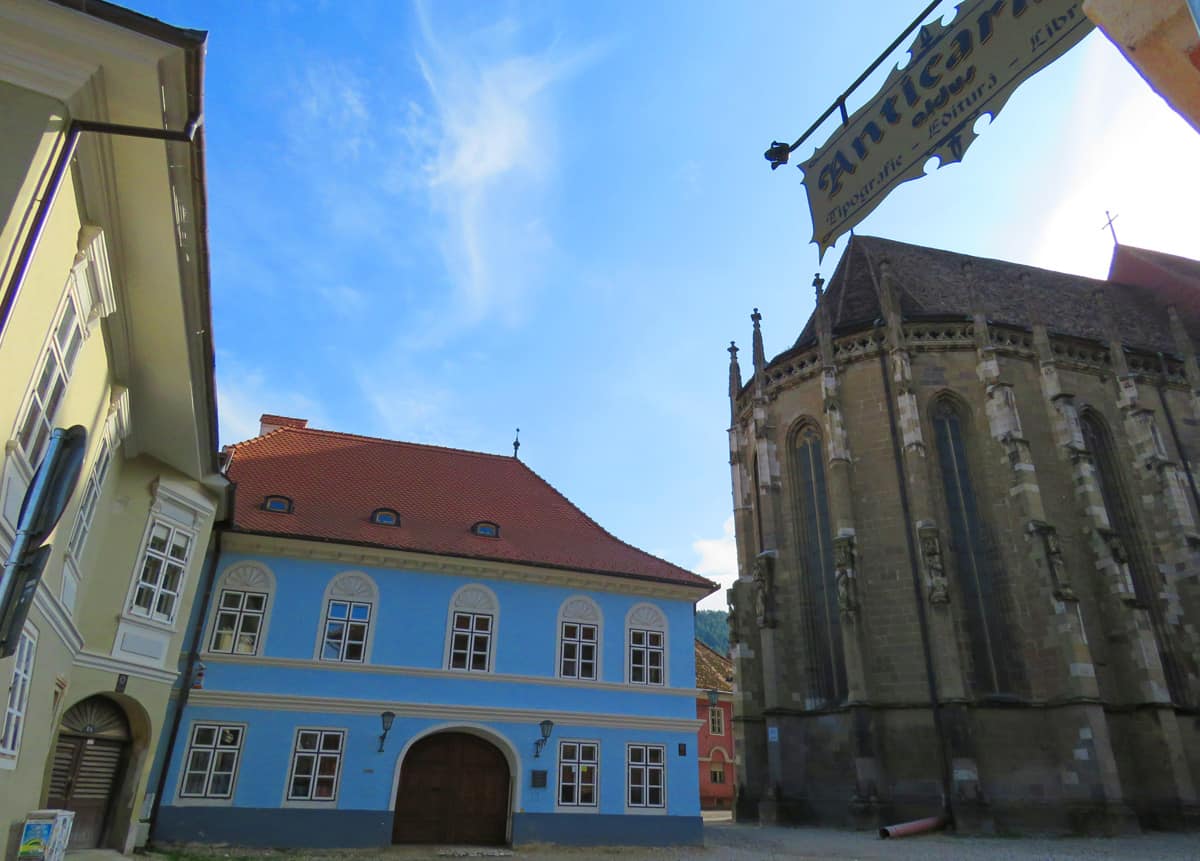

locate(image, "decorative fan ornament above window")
[[471, 521, 500, 538], [371, 508, 400, 526], [262, 495, 293, 514]]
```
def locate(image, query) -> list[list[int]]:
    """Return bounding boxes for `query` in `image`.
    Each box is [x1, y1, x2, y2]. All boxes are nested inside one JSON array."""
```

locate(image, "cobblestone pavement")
[[150, 821, 1200, 861]]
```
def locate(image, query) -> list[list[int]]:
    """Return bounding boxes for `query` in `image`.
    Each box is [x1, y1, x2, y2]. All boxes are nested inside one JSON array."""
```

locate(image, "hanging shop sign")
[[801, 0, 1093, 258]]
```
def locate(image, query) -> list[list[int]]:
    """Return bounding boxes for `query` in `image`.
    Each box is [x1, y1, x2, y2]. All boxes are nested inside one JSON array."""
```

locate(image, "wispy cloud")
[[215, 352, 328, 445], [1021, 37, 1200, 278], [411, 0, 602, 326], [693, 516, 737, 611]]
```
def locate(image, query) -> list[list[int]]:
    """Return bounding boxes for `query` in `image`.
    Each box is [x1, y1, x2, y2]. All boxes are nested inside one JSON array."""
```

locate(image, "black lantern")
[[707, 689, 720, 707], [378, 710, 396, 752], [534, 719, 554, 758]]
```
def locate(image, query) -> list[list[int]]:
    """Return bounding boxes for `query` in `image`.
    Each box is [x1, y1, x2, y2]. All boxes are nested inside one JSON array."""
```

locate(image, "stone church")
[[725, 235, 1200, 833]]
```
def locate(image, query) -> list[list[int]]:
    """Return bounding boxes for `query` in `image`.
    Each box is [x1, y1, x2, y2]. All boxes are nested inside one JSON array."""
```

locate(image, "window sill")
[[280, 799, 340, 810], [554, 804, 600, 814], [623, 805, 668, 816], [172, 796, 234, 807]]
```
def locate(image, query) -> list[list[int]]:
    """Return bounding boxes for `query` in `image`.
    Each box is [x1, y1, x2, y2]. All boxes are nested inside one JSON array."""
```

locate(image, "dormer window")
[[371, 508, 400, 526], [262, 495, 293, 514], [471, 521, 500, 538]]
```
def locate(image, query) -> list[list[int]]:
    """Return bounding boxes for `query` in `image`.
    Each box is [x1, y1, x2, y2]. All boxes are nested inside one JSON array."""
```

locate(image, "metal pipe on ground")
[[879, 815, 947, 839]]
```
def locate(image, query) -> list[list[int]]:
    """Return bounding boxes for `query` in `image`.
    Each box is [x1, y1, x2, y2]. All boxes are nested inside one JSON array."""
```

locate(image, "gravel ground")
[[150, 820, 1200, 861]]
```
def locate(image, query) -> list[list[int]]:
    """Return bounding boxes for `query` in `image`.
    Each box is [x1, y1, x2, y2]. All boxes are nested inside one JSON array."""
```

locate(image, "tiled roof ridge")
[[232, 424, 527, 464], [695, 637, 729, 660], [510, 457, 709, 586], [222, 425, 290, 463], [853, 234, 1118, 290], [1119, 243, 1200, 268], [227, 423, 713, 590]]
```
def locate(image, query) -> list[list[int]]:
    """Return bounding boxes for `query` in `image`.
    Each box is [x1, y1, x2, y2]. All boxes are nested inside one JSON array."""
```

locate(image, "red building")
[[694, 640, 734, 810]]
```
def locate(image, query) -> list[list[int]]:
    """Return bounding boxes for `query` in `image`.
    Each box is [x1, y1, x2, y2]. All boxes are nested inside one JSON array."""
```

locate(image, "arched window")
[[932, 397, 1016, 696], [314, 571, 379, 663], [445, 584, 499, 672], [557, 596, 602, 681], [207, 562, 276, 656], [790, 422, 845, 704], [625, 603, 667, 686], [1081, 410, 1186, 702]]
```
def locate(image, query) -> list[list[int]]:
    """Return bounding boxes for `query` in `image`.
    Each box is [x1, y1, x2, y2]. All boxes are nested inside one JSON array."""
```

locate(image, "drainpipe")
[[147, 518, 224, 845], [0, 115, 202, 340], [1156, 352, 1200, 520], [874, 320, 955, 825]]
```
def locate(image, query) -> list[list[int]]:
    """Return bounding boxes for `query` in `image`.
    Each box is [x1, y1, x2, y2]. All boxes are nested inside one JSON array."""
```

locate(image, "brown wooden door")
[[393, 732, 510, 845], [45, 696, 131, 849]]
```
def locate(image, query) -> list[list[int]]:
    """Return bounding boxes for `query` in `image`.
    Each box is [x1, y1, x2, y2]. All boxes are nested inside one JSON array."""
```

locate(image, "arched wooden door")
[[46, 696, 131, 849], [393, 732, 510, 845]]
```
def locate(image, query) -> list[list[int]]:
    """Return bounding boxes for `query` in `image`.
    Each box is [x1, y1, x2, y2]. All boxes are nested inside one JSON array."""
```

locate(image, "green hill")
[[695, 610, 729, 655]]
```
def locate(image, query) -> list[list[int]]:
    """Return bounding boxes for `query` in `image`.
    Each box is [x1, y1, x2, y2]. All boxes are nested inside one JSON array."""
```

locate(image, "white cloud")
[[1024, 37, 1200, 278], [411, 0, 602, 326], [215, 353, 328, 446], [693, 516, 738, 611]]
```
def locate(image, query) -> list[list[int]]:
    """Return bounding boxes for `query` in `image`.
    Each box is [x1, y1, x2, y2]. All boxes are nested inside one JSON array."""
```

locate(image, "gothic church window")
[[1081, 410, 1187, 703], [790, 422, 845, 704], [931, 397, 1015, 696]]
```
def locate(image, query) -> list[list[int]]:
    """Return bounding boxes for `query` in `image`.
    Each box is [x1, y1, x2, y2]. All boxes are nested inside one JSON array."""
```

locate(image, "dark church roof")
[[793, 236, 1197, 356], [225, 422, 715, 591]]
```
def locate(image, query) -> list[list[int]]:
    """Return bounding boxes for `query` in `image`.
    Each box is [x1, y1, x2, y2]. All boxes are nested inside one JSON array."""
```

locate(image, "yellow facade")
[[0, 1, 223, 854]]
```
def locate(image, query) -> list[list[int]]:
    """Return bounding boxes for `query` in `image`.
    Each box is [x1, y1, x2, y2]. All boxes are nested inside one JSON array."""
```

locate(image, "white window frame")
[[448, 611, 493, 672], [625, 603, 668, 687], [556, 596, 602, 681], [177, 722, 245, 801], [626, 743, 666, 811], [709, 706, 725, 736], [0, 626, 37, 767], [557, 739, 599, 809], [710, 761, 726, 784], [65, 435, 112, 564], [320, 599, 371, 663], [127, 517, 196, 624], [443, 584, 499, 673], [312, 572, 378, 664], [12, 290, 84, 469], [204, 562, 276, 657], [285, 728, 345, 804], [210, 590, 268, 656]]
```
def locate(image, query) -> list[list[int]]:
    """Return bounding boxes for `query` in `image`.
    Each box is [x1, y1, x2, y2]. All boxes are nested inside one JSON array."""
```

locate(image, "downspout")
[[0, 116, 202, 340], [1156, 352, 1200, 520], [147, 517, 224, 845], [874, 319, 955, 826]]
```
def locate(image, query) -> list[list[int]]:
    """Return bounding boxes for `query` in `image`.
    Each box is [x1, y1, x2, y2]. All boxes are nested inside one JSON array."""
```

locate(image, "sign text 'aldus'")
[[801, 0, 1093, 258]]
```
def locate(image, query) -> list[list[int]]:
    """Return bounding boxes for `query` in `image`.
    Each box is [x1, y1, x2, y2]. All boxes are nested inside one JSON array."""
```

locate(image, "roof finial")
[[813, 272, 825, 305], [1102, 210, 1119, 247], [513, 428, 520, 459]]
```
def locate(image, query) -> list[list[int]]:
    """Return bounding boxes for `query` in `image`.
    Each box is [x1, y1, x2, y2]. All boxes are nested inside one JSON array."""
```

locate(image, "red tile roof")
[[1108, 244, 1200, 344], [694, 639, 733, 692], [225, 422, 715, 592]]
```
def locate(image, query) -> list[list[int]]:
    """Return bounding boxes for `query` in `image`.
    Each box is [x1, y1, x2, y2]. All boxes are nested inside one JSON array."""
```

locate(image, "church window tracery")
[[931, 397, 1016, 696], [1081, 409, 1187, 703], [790, 421, 845, 704]]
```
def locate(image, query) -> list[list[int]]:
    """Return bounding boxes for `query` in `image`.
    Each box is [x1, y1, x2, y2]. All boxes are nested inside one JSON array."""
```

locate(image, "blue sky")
[[134, 0, 1200, 609]]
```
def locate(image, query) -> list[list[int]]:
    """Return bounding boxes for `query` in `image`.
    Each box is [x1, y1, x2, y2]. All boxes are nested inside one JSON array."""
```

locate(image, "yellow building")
[[0, 0, 224, 854], [1084, 0, 1200, 132]]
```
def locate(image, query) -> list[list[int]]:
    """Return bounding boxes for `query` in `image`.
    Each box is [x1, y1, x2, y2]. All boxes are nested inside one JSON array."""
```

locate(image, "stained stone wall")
[[726, 252, 1200, 834]]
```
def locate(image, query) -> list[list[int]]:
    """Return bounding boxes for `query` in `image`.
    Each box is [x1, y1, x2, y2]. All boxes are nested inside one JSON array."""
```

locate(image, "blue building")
[[153, 415, 715, 847]]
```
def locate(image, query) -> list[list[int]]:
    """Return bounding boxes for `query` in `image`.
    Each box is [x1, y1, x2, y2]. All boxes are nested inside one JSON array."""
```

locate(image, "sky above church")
[[133, 0, 1200, 610]]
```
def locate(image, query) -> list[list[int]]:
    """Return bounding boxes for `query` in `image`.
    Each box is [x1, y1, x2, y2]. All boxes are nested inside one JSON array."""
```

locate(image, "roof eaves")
[[225, 527, 717, 593]]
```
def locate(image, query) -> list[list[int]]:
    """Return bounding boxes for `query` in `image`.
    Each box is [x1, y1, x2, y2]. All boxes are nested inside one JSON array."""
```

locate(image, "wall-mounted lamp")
[[707, 689, 720, 707], [378, 710, 396, 752], [533, 719, 554, 758]]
